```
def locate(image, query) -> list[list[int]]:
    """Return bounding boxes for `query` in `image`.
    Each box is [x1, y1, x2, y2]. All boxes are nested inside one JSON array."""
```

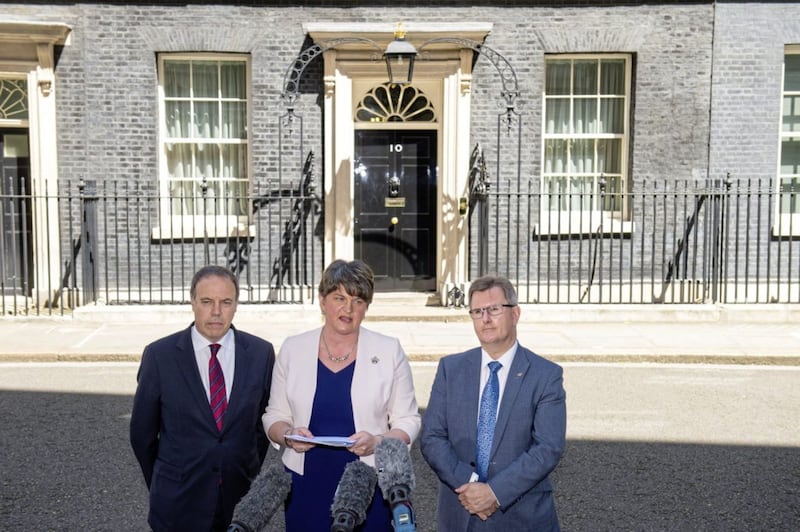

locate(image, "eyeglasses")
[[468, 304, 515, 319]]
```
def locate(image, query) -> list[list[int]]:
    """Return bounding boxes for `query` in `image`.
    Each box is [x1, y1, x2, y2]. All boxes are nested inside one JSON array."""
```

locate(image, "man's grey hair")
[[190, 265, 240, 300], [468, 275, 518, 307]]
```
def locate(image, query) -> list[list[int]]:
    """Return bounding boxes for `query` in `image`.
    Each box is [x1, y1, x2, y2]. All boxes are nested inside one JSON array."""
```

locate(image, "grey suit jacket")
[[420, 344, 566, 531]]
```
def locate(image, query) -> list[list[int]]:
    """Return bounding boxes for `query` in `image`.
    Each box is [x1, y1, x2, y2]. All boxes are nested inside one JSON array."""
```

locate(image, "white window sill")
[[772, 214, 800, 238], [533, 213, 634, 237], [151, 218, 255, 241]]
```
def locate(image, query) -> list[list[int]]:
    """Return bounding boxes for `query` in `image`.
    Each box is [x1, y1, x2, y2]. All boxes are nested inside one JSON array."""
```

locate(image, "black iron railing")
[[0, 176, 797, 315]]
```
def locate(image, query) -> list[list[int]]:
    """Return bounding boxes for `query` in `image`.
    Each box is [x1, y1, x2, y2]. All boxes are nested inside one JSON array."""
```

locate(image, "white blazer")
[[262, 326, 421, 474]]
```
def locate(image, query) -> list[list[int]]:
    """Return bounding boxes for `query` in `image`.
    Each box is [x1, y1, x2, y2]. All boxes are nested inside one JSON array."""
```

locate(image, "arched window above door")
[[355, 83, 435, 123], [0, 80, 28, 120]]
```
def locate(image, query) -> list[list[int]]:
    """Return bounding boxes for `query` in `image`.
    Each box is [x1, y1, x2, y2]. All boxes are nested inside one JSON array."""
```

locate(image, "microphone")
[[227, 462, 292, 532], [375, 437, 416, 532], [330, 460, 378, 532]]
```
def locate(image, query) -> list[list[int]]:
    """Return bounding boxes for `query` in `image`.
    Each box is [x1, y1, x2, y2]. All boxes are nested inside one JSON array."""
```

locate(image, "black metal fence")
[[0, 176, 797, 316], [471, 177, 799, 304]]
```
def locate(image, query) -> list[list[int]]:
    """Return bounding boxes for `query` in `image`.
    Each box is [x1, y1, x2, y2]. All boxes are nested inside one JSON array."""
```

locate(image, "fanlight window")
[[0, 80, 28, 120], [355, 83, 435, 123]]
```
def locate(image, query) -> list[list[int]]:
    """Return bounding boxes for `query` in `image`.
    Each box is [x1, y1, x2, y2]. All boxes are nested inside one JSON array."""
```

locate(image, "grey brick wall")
[[3, 1, 796, 296], [709, 2, 800, 180]]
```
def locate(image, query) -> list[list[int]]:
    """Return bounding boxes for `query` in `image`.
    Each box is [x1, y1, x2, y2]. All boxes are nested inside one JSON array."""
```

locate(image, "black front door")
[[0, 130, 33, 294], [354, 130, 437, 291]]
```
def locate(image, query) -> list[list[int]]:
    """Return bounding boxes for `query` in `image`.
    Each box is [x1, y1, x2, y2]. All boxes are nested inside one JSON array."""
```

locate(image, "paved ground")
[[1, 300, 798, 531], [1, 300, 798, 365], [2, 362, 799, 531]]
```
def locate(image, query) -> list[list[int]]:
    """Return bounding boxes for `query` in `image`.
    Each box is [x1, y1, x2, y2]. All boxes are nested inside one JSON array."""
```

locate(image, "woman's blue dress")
[[284, 359, 392, 531]]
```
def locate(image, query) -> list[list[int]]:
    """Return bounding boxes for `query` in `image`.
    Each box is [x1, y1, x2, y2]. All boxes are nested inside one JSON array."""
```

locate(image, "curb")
[[2, 352, 798, 366]]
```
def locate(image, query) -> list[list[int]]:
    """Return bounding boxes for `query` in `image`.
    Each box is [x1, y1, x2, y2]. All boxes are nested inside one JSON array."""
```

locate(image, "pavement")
[[1, 293, 798, 365]]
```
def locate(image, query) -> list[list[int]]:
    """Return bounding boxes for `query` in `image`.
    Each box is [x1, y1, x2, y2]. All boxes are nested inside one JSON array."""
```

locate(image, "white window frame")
[[152, 53, 253, 240], [775, 46, 800, 238], [537, 53, 633, 236]]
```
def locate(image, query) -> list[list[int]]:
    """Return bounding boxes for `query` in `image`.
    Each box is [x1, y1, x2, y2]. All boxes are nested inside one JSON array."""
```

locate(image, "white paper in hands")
[[286, 434, 355, 447]]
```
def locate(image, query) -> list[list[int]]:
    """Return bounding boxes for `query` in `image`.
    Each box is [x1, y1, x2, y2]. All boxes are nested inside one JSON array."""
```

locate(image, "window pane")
[[164, 61, 190, 97], [544, 139, 568, 174], [784, 55, 800, 92], [573, 60, 597, 95], [165, 101, 191, 138], [166, 143, 193, 178], [599, 97, 624, 133], [780, 138, 800, 174], [570, 139, 594, 173], [222, 144, 246, 178], [546, 60, 571, 95], [783, 95, 800, 133], [598, 139, 621, 174], [170, 180, 197, 215], [194, 101, 219, 138], [574, 98, 597, 134], [195, 144, 221, 179], [193, 62, 218, 98], [221, 62, 246, 98], [222, 102, 247, 139], [545, 99, 569, 134], [780, 178, 799, 214], [600, 59, 625, 95]]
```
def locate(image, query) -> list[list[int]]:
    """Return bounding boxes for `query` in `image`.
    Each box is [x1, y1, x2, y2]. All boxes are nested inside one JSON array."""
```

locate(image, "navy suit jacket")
[[130, 325, 274, 532], [420, 345, 566, 531]]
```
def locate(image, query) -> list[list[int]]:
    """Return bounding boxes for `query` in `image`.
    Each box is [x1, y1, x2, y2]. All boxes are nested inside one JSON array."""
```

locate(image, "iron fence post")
[[80, 179, 99, 305]]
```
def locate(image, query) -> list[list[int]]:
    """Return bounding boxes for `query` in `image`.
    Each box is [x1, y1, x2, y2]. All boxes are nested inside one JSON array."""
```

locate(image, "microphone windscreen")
[[229, 462, 292, 531], [374, 437, 416, 499], [330, 460, 378, 526]]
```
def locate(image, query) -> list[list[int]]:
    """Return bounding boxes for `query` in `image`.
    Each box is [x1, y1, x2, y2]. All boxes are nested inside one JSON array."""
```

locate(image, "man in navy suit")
[[130, 265, 275, 531], [421, 275, 566, 531]]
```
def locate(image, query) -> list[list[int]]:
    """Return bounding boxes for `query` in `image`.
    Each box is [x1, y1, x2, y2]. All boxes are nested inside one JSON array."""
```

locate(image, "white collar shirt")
[[478, 341, 518, 417], [191, 326, 235, 402]]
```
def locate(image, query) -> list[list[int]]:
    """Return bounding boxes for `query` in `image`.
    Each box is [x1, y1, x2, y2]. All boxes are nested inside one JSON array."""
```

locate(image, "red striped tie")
[[209, 343, 227, 431]]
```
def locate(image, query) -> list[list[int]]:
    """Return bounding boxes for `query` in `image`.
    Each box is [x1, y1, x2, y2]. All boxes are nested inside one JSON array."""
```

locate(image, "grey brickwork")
[[1, 1, 797, 300], [709, 2, 800, 180]]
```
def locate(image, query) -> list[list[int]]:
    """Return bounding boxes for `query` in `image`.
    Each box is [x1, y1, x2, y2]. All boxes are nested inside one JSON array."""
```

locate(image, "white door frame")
[[305, 22, 491, 300], [0, 21, 71, 304]]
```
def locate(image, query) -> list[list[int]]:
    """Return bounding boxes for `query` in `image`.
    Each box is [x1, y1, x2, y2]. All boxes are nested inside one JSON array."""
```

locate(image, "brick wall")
[[3, 1, 795, 294]]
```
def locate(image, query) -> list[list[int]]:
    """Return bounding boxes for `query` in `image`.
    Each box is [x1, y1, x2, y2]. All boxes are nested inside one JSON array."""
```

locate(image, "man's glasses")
[[468, 304, 515, 319]]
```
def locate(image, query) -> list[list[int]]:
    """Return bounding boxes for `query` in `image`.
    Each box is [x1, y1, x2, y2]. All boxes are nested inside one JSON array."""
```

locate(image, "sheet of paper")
[[286, 435, 355, 447]]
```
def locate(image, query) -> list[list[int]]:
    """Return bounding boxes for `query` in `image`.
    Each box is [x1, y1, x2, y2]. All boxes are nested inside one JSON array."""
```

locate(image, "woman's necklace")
[[321, 332, 354, 363]]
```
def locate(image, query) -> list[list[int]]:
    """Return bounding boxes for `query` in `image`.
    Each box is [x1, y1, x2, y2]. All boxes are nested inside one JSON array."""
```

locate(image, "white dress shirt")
[[191, 326, 235, 401]]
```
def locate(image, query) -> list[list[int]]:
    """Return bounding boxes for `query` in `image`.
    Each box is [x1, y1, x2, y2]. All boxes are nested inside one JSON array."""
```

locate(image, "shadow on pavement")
[[1, 391, 798, 531]]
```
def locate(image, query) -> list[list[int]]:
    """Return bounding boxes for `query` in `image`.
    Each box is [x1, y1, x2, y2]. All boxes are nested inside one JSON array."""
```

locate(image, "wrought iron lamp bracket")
[[417, 37, 520, 129], [282, 38, 384, 109]]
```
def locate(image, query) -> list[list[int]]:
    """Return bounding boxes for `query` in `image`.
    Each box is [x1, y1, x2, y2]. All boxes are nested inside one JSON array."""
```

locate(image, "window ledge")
[[151, 219, 255, 241], [772, 213, 800, 238], [534, 214, 634, 238]]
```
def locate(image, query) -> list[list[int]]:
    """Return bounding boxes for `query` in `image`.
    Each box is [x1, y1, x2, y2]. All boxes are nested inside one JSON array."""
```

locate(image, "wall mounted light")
[[383, 24, 417, 85]]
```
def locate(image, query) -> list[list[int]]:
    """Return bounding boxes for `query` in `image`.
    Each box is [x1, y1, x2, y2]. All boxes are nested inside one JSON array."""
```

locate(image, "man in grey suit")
[[130, 265, 275, 531], [421, 275, 566, 531]]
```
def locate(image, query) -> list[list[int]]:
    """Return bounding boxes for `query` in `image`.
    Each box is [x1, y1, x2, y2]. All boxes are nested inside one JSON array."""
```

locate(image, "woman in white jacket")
[[262, 259, 421, 531]]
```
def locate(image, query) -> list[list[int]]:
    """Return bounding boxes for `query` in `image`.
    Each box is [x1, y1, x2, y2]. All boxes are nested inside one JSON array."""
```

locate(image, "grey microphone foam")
[[330, 460, 377, 532], [228, 462, 292, 532], [375, 437, 416, 500]]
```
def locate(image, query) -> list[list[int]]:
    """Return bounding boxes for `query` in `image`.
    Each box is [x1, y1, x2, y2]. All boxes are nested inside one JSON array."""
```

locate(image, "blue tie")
[[476, 361, 502, 482]]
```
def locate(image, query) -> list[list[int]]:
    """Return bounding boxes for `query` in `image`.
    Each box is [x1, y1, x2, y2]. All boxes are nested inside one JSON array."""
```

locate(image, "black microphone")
[[330, 459, 378, 532], [375, 437, 416, 532], [227, 462, 292, 532]]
